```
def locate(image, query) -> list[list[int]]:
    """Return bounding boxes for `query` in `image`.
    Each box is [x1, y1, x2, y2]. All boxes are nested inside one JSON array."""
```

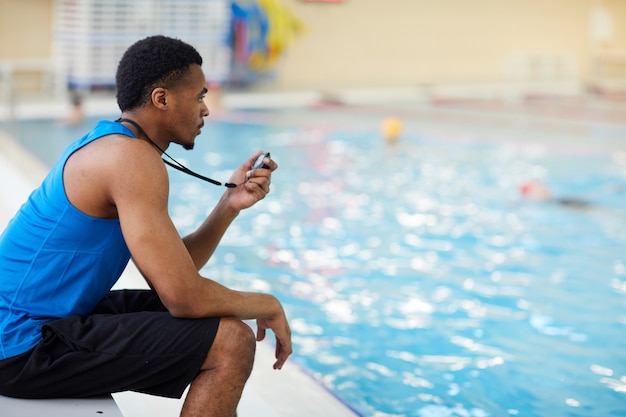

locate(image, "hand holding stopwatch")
[[252, 152, 271, 170]]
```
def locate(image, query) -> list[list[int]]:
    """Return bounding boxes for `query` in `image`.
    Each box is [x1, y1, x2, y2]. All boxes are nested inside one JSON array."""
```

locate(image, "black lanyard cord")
[[116, 118, 237, 188]]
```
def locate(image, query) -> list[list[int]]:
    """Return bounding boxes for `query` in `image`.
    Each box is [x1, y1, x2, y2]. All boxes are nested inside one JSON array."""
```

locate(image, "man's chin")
[[182, 142, 195, 150]]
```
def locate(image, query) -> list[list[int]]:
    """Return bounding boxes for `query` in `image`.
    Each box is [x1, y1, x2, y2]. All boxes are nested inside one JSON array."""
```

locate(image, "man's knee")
[[202, 318, 256, 373], [219, 317, 256, 356]]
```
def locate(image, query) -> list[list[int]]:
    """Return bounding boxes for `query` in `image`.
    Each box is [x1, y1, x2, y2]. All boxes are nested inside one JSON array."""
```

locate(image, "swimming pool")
[[6, 103, 626, 417]]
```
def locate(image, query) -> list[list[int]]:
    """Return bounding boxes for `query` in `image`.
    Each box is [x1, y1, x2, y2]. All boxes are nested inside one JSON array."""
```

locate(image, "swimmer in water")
[[519, 181, 591, 208]]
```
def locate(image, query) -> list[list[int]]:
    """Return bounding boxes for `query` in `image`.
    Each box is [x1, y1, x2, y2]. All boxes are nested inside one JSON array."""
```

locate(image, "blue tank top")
[[0, 121, 134, 360]]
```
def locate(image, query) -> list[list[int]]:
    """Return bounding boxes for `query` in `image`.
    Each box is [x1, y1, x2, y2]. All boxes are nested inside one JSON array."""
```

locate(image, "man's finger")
[[256, 326, 266, 342]]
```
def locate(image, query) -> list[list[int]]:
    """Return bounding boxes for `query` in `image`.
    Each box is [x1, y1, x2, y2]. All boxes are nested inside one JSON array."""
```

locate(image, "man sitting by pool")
[[0, 35, 292, 417]]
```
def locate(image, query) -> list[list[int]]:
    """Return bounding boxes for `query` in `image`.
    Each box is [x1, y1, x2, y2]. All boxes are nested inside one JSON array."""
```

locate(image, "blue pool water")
[[6, 113, 626, 417]]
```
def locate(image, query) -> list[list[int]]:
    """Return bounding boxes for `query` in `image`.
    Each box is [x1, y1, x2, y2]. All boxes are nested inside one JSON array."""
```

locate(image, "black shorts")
[[0, 290, 220, 399]]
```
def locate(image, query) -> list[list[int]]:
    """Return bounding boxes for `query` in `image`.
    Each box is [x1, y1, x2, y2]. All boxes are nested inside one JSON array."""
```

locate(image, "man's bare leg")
[[180, 318, 256, 417]]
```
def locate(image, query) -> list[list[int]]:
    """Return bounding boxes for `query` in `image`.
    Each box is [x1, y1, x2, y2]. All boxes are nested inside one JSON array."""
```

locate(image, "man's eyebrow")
[[199, 87, 208, 96]]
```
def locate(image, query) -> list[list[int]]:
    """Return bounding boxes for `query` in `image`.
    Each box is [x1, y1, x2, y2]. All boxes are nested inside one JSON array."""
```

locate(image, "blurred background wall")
[[279, 0, 625, 90], [0, 0, 625, 98]]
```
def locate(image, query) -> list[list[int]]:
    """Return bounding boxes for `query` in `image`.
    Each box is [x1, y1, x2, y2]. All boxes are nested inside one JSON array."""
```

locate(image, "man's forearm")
[[182, 195, 240, 269], [165, 278, 281, 321]]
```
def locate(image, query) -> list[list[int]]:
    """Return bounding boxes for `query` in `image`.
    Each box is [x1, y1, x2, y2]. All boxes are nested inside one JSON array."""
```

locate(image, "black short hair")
[[116, 35, 203, 111]]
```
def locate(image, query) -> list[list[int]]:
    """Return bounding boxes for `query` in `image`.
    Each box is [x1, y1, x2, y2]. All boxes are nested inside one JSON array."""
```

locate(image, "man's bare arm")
[[102, 142, 291, 368], [182, 151, 276, 270]]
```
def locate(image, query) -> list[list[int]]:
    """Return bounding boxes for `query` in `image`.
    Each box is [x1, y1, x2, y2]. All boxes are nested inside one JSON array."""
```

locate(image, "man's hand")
[[225, 151, 277, 212], [256, 308, 292, 370]]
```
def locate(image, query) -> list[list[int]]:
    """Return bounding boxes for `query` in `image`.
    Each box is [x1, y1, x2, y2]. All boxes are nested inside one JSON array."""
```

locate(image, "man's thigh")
[[92, 289, 166, 314], [0, 309, 220, 399]]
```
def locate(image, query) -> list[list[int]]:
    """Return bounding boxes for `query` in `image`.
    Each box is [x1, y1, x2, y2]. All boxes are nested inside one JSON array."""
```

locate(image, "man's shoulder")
[[64, 131, 169, 218], [70, 130, 167, 190], [82, 129, 156, 162]]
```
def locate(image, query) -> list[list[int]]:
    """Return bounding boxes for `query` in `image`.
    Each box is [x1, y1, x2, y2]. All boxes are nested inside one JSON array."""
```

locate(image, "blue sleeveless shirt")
[[0, 121, 134, 360]]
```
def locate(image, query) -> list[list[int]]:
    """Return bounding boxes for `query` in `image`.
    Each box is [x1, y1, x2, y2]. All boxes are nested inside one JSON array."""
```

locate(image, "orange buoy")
[[382, 117, 402, 142]]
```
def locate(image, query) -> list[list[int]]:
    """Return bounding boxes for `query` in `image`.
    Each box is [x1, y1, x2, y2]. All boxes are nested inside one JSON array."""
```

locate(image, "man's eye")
[[198, 95, 206, 102]]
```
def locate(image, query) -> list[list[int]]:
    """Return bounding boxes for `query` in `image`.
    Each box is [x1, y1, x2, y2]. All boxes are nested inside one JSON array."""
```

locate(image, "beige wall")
[[601, 0, 626, 48], [0, 0, 53, 58], [0, 0, 54, 94], [1, 0, 625, 91], [277, 0, 626, 89]]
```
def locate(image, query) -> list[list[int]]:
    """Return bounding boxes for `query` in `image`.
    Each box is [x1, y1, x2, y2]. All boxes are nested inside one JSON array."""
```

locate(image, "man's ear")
[[151, 87, 168, 109]]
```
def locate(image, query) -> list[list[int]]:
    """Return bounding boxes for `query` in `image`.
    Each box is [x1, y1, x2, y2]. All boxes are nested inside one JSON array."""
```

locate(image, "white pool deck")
[[0, 93, 359, 417]]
